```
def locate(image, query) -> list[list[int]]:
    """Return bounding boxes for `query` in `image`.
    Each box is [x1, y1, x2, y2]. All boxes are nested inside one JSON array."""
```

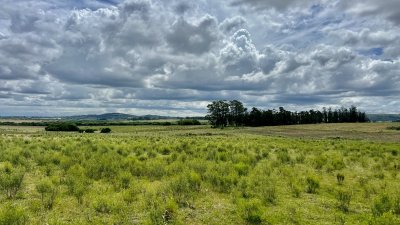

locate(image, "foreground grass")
[[0, 124, 399, 224]]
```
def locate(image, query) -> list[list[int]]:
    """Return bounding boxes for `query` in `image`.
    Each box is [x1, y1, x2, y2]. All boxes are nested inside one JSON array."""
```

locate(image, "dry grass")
[[242, 123, 400, 142]]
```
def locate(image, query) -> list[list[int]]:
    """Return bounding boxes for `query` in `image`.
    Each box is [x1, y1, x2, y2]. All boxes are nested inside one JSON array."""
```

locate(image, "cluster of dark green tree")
[[177, 119, 201, 125], [45, 122, 112, 133], [206, 100, 369, 127], [44, 122, 80, 131]]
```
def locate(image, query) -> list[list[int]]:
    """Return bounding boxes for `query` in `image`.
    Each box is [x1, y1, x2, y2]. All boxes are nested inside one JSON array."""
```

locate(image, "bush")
[[306, 176, 320, 194], [336, 189, 352, 212], [93, 196, 113, 214], [123, 182, 143, 204], [81, 129, 96, 133], [289, 179, 302, 198], [239, 199, 263, 224], [387, 126, 400, 131], [65, 165, 89, 204], [372, 194, 392, 216], [45, 122, 80, 132], [36, 179, 57, 210], [336, 173, 345, 185], [145, 193, 181, 225], [169, 171, 201, 206], [277, 149, 291, 164], [177, 119, 201, 125], [100, 128, 112, 133], [394, 197, 400, 215], [0, 163, 25, 199], [0, 204, 28, 225]]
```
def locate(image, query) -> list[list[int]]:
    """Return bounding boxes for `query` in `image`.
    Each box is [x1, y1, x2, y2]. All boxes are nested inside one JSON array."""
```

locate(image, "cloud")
[[340, 0, 400, 25], [166, 15, 219, 54], [230, 0, 317, 11], [219, 16, 247, 34], [0, 0, 400, 115], [220, 29, 259, 76]]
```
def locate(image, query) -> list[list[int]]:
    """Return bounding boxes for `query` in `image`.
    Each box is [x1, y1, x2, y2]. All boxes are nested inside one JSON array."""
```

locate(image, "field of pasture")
[[0, 123, 399, 224]]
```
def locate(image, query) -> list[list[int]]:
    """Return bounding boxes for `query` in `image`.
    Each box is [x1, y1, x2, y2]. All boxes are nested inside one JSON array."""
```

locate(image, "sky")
[[0, 0, 399, 116]]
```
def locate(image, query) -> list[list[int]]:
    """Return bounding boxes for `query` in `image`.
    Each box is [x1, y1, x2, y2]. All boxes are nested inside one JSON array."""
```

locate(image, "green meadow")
[[0, 123, 399, 224]]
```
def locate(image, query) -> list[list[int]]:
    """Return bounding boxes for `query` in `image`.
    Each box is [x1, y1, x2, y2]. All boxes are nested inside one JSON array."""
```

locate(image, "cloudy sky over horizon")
[[1, 0, 400, 116]]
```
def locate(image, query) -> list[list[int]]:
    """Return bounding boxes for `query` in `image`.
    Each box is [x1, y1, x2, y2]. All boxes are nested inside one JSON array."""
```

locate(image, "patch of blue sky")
[[358, 47, 384, 57], [66, 0, 121, 10]]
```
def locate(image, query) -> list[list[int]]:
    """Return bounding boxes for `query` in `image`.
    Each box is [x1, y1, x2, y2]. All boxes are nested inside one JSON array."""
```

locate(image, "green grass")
[[0, 123, 399, 224]]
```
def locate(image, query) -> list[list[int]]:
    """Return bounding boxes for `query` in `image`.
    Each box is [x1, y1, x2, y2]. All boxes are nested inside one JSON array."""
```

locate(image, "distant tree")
[[177, 119, 201, 125], [207, 100, 368, 127], [322, 107, 328, 123], [248, 107, 263, 126], [206, 100, 230, 128], [45, 122, 80, 132], [100, 128, 112, 133], [83, 129, 96, 133], [229, 100, 247, 126]]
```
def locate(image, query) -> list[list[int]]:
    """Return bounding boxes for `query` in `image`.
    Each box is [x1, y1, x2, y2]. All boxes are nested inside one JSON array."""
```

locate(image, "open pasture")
[[0, 123, 399, 224]]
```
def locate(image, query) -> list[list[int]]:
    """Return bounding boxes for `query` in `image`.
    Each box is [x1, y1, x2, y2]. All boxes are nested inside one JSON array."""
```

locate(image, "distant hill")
[[367, 114, 400, 122], [63, 113, 178, 121]]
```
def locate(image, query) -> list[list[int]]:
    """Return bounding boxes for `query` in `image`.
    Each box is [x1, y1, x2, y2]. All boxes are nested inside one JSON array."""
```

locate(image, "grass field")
[[0, 123, 399, 224]]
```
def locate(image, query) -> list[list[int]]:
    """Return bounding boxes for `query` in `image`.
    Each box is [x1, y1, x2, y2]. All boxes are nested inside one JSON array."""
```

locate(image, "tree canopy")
[[45, 122, 80, 132], [206, 100, 368, 127]]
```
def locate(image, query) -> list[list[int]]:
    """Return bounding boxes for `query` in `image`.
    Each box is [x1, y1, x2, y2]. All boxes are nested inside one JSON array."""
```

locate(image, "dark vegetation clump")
[[79, 129, 96, 133], [177, 119, 201, 125], [206, 100, 369, 128], [45, 122, 80, 132], [100, 128, 112, 133], [387, 126, 400, 131]]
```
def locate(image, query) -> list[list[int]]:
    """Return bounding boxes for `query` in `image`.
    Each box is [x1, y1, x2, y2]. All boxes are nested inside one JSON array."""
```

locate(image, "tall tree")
[[206, 100, 230, 128], [229, 100, 247, 126]]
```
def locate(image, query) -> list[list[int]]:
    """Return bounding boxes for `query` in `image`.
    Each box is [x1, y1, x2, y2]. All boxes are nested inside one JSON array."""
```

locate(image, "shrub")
[[0, 204, 28, 225], [289, 179, 302, 198], [177, 119, 201, 125], [0, 164, 25, 199], [81, 129, 96, 133], [328, 156, 346, 171], [234, 162, 250, 176], [123, 182, 143, 204], [336, 173, 345, 185], [313, 155, 327, 170], [45, 122, 80, 132], [162, 199, 179, 224], [145, 193, 181, 225], [100, 128, 112, 133], [93, 196, 113, 214], [372, 194, 392, 216], [394, 197, 400, 215], [260, 185, 277, 205], [118, 171, 132, 190], [169, 171, 201, 206], [205, 164, 238, 193], [239, 199, 263, 224], [372, 212, 400, 225], [387, 126, 400, 131], [65, 165, 89, 204], [36, 179, 57, 210], [306, 176, 320, 194], [336, 189, 352, 212], [277, 149, 291, 164]]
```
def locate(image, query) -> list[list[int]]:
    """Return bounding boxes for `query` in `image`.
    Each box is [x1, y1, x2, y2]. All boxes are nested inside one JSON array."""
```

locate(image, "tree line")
[[206, 100, 369, 127]]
